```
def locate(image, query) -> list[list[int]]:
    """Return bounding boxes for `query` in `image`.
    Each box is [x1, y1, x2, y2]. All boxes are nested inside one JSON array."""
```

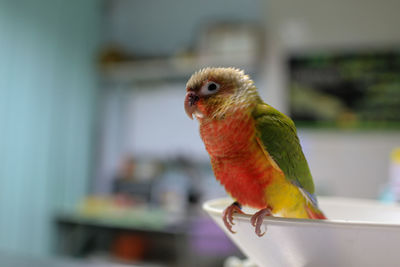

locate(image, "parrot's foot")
[[250, 208, 272, 237], [222, 202, 244, 234]]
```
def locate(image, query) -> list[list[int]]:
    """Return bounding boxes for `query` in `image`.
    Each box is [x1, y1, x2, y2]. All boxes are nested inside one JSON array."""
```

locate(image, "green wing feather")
[[252, 102, 315, 195]]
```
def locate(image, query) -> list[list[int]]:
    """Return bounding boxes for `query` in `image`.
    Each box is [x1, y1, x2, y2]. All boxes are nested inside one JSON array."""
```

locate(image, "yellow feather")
[[255, 137, 310, 218]]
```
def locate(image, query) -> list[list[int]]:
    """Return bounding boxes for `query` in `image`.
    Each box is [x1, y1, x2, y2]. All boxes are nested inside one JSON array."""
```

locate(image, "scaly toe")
[[250, 214, 257, 227], [250, 208, 272, 237], [222, 202, 244, 234], [223, 209, 235, 233], [255, 217, 266, 237]]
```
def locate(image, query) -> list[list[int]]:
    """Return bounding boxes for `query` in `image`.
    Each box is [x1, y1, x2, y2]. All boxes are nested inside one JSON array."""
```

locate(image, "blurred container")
[[389, 148, 400, 200], [381, 147, 400, 203], [112, 233, 147, 261]]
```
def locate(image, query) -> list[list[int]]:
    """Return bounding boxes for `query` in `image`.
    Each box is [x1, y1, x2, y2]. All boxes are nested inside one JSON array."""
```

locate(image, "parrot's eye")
[[200, 81, 220, 96], [208, 83, 217, 91]]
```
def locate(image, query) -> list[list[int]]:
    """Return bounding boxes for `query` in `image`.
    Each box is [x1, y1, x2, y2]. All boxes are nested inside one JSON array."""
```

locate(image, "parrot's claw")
[[250, 208, 272, 237], [222, 202, 244, 234]]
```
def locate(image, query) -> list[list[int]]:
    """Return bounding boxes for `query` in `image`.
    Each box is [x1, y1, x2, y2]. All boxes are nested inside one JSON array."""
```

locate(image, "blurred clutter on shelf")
[[56, 156, 240, 266]]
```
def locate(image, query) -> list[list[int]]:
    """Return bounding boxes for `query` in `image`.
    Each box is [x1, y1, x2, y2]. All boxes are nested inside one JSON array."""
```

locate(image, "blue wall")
[[0, 0, 101, 256]]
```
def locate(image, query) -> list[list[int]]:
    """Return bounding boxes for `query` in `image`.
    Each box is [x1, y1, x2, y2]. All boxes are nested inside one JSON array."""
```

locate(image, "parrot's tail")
[[297, 186, 327, 219], [305, 203, 327, 220]]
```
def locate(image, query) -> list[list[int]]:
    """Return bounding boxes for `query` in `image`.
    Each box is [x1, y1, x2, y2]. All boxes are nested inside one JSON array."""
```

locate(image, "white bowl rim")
[[203, 197, 400, 230]]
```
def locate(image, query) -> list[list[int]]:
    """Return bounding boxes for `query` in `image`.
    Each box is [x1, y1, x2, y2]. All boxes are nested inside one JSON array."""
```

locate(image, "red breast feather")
[[200, 110, 274, 209]]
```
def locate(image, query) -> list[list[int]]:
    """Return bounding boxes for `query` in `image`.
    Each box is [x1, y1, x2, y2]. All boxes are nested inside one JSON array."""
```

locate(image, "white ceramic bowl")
[[203, 197, 400, 267]]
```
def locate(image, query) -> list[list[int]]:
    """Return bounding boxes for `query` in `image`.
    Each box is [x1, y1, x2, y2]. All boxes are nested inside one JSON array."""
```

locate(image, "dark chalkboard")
[[288, 50, 400, 129]]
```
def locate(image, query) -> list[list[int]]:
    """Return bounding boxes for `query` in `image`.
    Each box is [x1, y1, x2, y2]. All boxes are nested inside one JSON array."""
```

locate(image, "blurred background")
[[1, 0, 400, 266]]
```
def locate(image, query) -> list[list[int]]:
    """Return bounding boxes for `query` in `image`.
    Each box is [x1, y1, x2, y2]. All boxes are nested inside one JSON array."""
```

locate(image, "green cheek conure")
[[184, 67, 326, 237]]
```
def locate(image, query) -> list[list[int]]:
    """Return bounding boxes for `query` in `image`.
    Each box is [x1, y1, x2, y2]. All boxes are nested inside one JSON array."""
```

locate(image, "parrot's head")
[[184, 67, 259, 121]]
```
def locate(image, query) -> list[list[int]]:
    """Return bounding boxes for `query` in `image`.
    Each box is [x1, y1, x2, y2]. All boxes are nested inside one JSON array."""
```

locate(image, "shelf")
[[100, 56, 257, 85]]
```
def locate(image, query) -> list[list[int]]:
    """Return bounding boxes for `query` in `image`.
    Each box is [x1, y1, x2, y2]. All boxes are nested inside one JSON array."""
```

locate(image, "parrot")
[[184, 67, 326, 237]]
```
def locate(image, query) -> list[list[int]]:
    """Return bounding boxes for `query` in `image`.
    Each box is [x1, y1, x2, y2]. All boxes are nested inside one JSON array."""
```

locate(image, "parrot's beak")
[[184, 91, 201, 120]]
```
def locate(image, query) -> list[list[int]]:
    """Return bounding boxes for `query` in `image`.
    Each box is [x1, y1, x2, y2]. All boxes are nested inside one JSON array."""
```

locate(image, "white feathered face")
[[184, 67, 258, 120]]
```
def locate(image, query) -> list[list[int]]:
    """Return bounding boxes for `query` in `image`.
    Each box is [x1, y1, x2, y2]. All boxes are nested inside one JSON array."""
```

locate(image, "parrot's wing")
[[253, 103, 316, 196], [292, 180, 318, 207]]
